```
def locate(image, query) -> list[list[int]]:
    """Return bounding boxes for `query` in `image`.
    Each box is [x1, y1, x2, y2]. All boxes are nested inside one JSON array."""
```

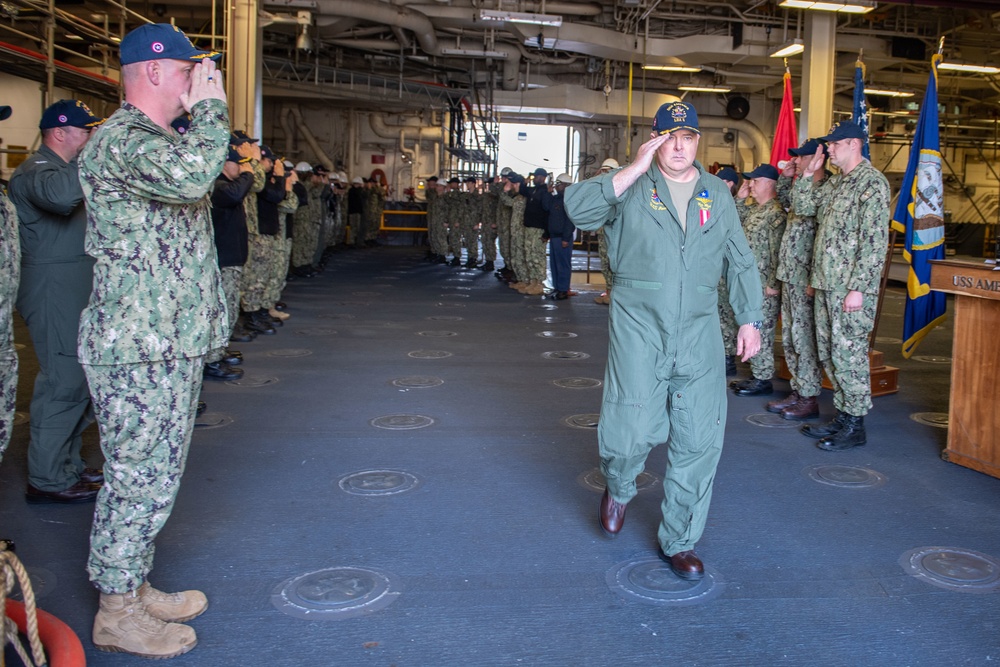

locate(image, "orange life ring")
[[5, 599, 86, 667], [369, 168, 388, 188]]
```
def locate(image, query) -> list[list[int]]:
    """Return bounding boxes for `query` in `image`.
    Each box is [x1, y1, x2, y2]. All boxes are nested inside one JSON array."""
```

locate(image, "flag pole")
[[867, 44, 890, 357]]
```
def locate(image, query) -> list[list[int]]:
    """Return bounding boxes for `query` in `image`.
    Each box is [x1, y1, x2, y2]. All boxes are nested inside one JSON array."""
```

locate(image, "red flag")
[[770, 70, 798, 168]]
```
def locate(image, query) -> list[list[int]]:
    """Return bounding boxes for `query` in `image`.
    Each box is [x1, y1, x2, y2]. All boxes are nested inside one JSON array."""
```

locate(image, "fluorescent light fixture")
[[479, 9, 563, 27], [864, 87, 914, 98], [523, 36, 558, 49], [938, 62, 1000, 75], [678, 84, 732, 93], [769, 38, 804, 58], [778, 0, 876, 13], [643, 64, 702, 72], [440, 48, 509, 58]]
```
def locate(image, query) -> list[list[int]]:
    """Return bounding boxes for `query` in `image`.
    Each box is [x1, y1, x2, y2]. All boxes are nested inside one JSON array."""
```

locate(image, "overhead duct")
[[370, 114, 446, 143], [288, 106, 335, 170]]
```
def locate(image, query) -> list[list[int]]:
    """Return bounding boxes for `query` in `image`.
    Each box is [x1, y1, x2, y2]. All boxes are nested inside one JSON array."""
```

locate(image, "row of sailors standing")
[[422, 168, 577, 299]]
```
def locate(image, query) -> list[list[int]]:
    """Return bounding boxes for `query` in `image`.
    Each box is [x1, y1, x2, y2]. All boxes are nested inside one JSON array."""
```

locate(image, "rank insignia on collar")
[[650, 187, 667, 211]]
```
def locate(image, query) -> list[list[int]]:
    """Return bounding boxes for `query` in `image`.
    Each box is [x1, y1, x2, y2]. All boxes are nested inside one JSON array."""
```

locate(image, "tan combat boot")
[[93, 590, 197, 659], [526, 282, 545, 295], [268, 307, 290, 321], [139, 581, 209, 622]]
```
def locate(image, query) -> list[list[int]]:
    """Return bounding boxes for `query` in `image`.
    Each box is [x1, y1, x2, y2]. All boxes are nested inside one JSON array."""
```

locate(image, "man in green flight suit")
[[77, 23, 230, 659], [564, 101, 764, 580], [9, 99, 105, 503]]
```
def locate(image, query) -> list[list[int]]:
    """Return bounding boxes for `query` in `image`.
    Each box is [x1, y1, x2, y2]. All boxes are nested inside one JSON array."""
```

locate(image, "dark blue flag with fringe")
[[890, 53, 947, 358]]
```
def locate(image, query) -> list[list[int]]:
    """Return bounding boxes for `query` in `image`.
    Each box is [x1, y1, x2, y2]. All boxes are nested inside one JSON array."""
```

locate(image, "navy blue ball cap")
[[259, 145, 275, 161], [447, 177, 460, 184], [821, 121, 866, 143], [507, 173, 524, 184], [532, 167, 549, 177], [742, 164, 779, 181], [788, 138, 826, 157], [652, 101, 700, 136], [227, 146, 250, 164], [716, 167, 739, 184], [120, 23, 222, 66], [231, 129, 258, 145], [39, 99, 104, 130], [313, 164, 330, 175], [0, 105, 11, 122]]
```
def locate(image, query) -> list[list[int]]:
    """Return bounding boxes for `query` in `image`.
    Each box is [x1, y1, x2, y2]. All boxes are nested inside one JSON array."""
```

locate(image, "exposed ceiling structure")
[[2, 0, 1000, 125]]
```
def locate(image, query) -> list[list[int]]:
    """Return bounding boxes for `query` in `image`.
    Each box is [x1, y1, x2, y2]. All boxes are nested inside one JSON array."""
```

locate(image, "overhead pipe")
[[279, 106, 296, 157], [698, 116, 769, 166], [288, 106, 334, 170]]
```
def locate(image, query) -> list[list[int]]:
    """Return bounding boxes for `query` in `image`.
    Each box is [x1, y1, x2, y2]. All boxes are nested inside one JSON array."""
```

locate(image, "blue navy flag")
[[890, 53, 947, 358], [852, 59, 870, 160]]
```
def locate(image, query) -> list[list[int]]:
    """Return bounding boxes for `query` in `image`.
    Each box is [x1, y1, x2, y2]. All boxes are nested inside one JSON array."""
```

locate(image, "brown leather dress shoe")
[[781, 395, 819, 420], [26, 481, 100, 504], [765, 391, 800, 414], [599, 488, 627, 537], [659, 549, 705, 581], [80, 467, 105, 484]]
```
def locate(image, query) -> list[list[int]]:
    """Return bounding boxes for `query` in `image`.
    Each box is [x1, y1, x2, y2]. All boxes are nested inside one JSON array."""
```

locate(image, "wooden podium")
[[929, 259, 1000, 479]]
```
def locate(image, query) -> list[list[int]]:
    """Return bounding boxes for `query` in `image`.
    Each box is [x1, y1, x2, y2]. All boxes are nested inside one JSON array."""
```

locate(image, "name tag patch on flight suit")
[[650, 187, 668, 212], [695, 189, 712, 226]]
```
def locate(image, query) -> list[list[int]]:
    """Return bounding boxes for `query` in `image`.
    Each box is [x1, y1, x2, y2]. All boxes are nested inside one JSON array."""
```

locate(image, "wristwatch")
[[749, 321, 763, 330]]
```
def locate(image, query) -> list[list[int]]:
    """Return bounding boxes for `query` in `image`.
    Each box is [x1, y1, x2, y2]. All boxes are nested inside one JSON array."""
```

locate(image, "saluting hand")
[[612, 133, 671, 198], [737, 179, 750, 200], [802, 146, 824, 179], [181, 58, 227, 113]]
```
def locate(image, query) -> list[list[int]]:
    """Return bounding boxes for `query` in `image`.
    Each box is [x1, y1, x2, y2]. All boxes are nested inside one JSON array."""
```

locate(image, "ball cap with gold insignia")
[[652, 101, 700, 136], [39, 99, 105, 130], [821, 121, 866, 143], [120, 23, 221, 66]]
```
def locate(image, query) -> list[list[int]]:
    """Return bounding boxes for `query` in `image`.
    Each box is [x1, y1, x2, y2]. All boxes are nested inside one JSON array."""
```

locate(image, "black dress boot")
[[817, 415, 866, 451], [734, 378, 773, 396], [801, 410, 846, 439], [480, 261, 494, 272]]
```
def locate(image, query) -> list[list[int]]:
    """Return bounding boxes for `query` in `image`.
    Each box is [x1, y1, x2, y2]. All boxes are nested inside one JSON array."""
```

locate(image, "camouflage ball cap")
[[120, 23, 221, 65], [39, 99, 104, 130], [652, 101, 700, 136]]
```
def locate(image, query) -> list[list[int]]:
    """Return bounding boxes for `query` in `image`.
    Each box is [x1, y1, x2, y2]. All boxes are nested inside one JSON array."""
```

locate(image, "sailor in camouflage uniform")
[[459, 177, 480, 268], [442, 177, 463, 265], [732, 164, 786, 397], [766, 139, 828, 421], [714, 167, 741, 375], [499, 173, 528, 288], [480, 176, 500, 272], [77, 24, 229, 659], [424, 176, 447, 262], [291, 161, 321, 272], [495, 167, 514, 279], [0, 104, 18, 465], [792, 121, 890, 451]]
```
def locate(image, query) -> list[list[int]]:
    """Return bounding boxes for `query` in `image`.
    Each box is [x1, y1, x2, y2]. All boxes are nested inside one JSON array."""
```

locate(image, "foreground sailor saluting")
[[563, 102, 764, 580], [77, 24, 230, 658]]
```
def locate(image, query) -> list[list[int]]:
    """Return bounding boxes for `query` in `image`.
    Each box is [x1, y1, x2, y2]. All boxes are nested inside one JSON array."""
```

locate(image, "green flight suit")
[[564, 161, 763, 555], [78, 98, 229, 594], [9, 144, 95, 491]]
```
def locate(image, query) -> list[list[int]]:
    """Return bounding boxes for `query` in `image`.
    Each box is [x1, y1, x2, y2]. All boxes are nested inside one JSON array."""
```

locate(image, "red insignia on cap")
[[152, 41, 164, 53]]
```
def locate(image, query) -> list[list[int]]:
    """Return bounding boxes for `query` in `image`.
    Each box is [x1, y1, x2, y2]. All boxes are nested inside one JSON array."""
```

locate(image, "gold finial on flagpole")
[[937, 37, 945, 56]]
